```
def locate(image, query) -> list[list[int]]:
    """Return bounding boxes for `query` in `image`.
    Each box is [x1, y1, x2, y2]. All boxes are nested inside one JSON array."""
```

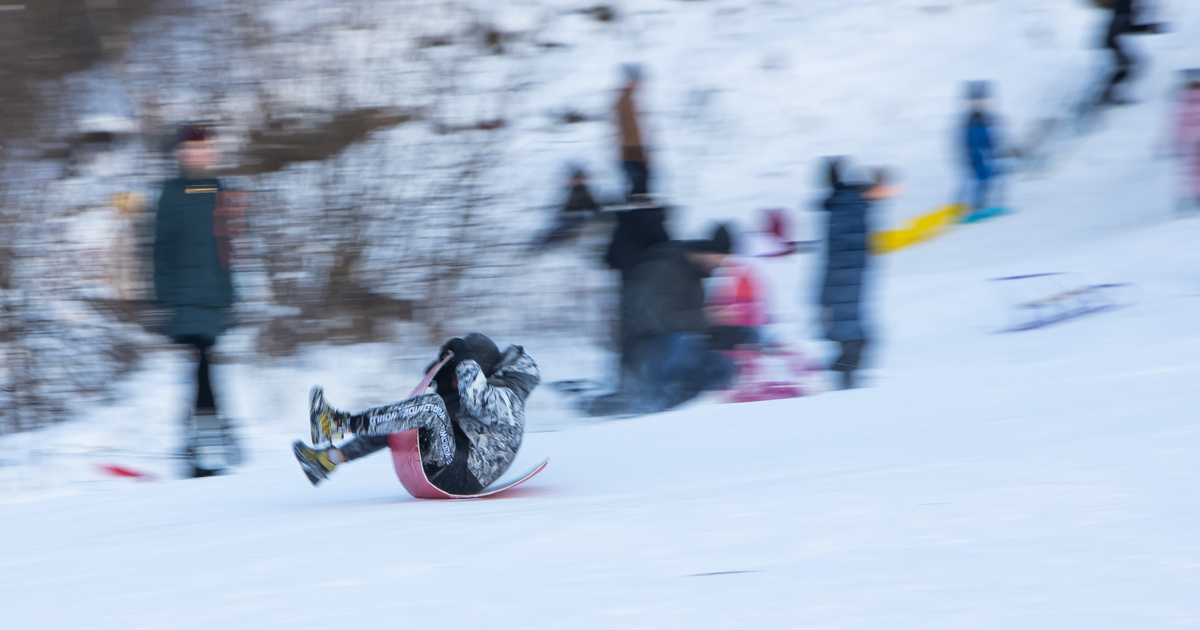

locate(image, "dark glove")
[[432, 338, 474, 395], [439, 337, 477, 370]]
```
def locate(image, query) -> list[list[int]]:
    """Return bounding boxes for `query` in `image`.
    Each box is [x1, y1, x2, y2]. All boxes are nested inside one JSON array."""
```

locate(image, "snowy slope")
[[4, 0, 1200, 628]]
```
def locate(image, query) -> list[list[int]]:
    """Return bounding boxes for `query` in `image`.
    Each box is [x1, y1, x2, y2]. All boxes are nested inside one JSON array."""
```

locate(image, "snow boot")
[[309, 386, 349, 447], [184, 409, 239, 477], [292, 441, 337, 486]]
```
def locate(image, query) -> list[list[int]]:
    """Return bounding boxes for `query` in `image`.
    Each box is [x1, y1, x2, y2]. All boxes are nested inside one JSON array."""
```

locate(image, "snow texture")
[[2, 0, 1200, 628]]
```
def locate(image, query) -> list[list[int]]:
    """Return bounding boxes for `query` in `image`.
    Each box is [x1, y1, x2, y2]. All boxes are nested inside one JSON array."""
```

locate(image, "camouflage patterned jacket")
[[453, 345, 540, 487]]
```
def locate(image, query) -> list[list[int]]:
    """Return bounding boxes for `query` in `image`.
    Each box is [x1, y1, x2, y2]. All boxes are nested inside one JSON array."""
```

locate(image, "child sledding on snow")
[[705, 241, 824, 403], [705, 256, 770, 349], [293, 333, 540, 495]]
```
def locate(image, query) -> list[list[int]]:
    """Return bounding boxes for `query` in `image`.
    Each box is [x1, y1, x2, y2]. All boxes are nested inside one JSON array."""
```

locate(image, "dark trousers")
[[622, 161, 649, 197], [425, 421, 484, 495], [708, 325, 761, 350], [831, 339, 867, 373], [636, 333, 735, 412], [831, 339, 868, 389], [1101, 39, 1135, 103], [339, 434, 391, 461], [176, 336, 216, 412]]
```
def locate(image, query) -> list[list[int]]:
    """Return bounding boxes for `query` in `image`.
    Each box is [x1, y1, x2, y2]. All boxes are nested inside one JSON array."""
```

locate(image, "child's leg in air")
[[331, 434, 391, 463], [341, 393, 457, 467], [296, 390, 457, 486]]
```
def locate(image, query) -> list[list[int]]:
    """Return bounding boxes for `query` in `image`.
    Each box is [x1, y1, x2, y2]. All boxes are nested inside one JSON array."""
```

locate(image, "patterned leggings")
[[341, 393, 456, 467]]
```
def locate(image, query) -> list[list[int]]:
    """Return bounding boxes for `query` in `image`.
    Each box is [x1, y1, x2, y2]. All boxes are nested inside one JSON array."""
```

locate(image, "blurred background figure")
[[1097, 0, 1164, 106], [110, 191, 150, 301], [1172, 70, 1200, 212], [818, 159, 894, 390], [587, 225, 735, 416], [705, 250, 769, 351], [961, 81, 1006, 221], [533, 166, 601, 249], [615, 63, 650, 198], [153, 122, 240, 477], [605, 194, 670, 390]]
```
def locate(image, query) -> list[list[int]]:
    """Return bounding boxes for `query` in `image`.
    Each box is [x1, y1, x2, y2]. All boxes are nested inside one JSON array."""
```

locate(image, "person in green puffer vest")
[[153, 122, 238, 476]]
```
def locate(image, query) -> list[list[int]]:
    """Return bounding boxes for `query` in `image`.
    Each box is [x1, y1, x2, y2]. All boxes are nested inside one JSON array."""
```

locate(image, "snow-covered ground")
[[4, 0, 1200, 627]]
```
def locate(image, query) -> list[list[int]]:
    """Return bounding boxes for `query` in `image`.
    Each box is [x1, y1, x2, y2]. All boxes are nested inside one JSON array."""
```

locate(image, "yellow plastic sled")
[[870, 203, 967, 254]]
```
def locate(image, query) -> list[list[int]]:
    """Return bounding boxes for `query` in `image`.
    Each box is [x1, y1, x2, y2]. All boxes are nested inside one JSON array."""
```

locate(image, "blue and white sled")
[[991, 273, 1134, 332]]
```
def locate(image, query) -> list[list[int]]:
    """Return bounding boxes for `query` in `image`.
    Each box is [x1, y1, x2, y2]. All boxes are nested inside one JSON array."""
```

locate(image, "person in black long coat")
[[818, 159, 892, 390], [153, 123, 237, 476]]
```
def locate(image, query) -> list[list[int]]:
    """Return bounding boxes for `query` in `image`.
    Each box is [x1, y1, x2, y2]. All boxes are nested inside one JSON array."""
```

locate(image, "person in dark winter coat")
[[294, 333, 540, 494], [588, 226, 735, 415], [1099, 0, 1163, 105], [604, 194, 670, 384], [604, 194, 669, 281], [153, 122, 237, 476], [534, 167, 601, 248], [818, 159, 892, 390], [962, 81, 1002, 214]]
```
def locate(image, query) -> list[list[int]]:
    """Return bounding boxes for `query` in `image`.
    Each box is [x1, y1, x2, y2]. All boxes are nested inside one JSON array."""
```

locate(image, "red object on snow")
[[387, 351, 548, 499], [717, 345, 822, 403], [707, 261, 770, 328], [95, 464, 159, 481], [388, 431, 548, 499]]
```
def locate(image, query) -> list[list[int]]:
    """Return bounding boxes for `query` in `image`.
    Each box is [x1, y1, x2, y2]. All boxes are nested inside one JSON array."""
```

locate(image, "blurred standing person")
[[706, 253, 770, 350], [1172, 73, 1200, 211], [605, 194, 669, 386], [616, 64, 650, 198], [1097, 0, 1164, 106], [154, 123, 239, 477], [110, 191, 149, 300], [961, 81, 1004, 220], [818, 159, 893, 390], [533, 167, 601, 249], [587, 226, 735, 415]]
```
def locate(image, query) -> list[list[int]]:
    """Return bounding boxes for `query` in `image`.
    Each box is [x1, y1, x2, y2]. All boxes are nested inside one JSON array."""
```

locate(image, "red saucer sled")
[[388, 353, 548, 499], [389, 431, 548, 499]]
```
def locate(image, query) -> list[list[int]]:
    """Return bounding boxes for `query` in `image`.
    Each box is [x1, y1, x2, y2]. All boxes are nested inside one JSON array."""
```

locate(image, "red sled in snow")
[[95, 463, 159, 481], [389, 431, 548, 499], [388, 353, 548, 499]]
